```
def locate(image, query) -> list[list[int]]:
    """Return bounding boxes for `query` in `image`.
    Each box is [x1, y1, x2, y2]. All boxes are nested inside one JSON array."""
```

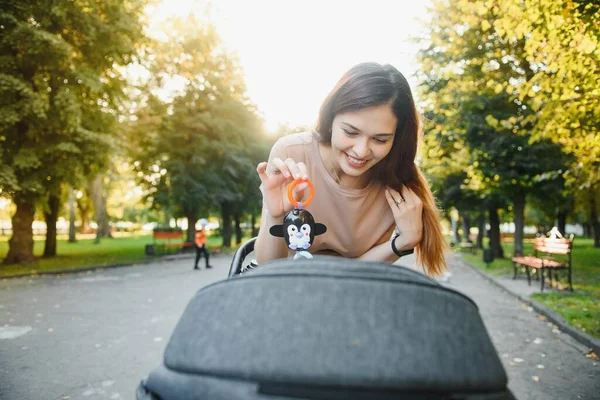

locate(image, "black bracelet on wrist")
[[391, 234, 414, 258]]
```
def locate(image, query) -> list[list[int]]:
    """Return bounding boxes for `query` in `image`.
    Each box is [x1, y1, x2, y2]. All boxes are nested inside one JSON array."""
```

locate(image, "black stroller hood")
[[138, 257, 514, 400]]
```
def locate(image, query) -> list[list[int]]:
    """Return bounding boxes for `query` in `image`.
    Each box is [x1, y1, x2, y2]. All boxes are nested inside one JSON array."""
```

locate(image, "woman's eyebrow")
[[341, 122, 361, 131], [341, 122, 393, 137]]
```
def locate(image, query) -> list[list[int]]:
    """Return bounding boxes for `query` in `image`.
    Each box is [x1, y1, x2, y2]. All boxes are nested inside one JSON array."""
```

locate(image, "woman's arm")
[[358, 186, 424, 263], [357, 234, 414, 263]]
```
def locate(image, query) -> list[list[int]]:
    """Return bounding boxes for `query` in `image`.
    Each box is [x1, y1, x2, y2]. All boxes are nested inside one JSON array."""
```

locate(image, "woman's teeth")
[[346, 153, 367, 166]]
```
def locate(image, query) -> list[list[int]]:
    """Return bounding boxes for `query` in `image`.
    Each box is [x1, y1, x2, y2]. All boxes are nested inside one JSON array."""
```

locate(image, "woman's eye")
[[342, 129, 358, 137], [374, 138, 388, 144]]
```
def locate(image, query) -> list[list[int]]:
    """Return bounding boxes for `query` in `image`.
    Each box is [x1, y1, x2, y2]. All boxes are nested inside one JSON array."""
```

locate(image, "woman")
[[255, 62, 446, 276]]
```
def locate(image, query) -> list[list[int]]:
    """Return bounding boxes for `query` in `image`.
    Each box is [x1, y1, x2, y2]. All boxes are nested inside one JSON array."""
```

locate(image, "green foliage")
[[419, 0, 598, 205], [419, 0, 569, 200], [495, 0, 600, 189], [0, 0, 149, 200], [127, 14, 268, 226]]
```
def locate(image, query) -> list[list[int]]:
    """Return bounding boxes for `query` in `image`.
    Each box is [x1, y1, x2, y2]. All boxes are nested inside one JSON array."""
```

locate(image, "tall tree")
[[494, 0, 600, 190], [493, 0, 600, 245], [127, 15, 265, 246], [0, 0, 148, 264], [418, 0, 569, 257]]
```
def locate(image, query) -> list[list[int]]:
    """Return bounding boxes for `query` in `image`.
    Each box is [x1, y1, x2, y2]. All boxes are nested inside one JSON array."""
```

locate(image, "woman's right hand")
[[256, 158, 310, 219]]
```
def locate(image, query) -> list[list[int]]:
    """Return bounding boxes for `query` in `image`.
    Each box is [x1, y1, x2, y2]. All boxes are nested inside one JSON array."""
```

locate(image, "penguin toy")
[[269, 179, 327, 260]]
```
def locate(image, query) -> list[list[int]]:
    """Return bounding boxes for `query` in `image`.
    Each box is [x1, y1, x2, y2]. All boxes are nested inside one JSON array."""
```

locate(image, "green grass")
[[0, 233, 245, 278], [460, 238, 600, 339]]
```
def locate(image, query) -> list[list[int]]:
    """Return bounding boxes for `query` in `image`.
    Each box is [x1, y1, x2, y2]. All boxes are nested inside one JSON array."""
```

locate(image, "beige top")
[[266, 131, 396, 258]]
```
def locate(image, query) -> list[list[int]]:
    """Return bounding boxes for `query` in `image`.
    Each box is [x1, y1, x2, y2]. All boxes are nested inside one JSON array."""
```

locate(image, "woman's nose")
[[354, 139, 370, 158]]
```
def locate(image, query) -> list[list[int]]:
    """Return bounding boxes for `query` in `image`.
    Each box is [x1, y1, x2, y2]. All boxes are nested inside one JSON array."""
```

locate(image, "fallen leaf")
[[585, 350, 599, 361], [537, 364, 545, 369], [48, 328, 54, 332], [532, 376, 539, 382], [533, 338, 543, 344], [513, 358, 524, 363]]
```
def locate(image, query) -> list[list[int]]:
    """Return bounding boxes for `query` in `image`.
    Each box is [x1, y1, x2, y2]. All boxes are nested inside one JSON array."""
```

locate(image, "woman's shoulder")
[[270, 131, 316, 161], [273, 131, 315, 148]]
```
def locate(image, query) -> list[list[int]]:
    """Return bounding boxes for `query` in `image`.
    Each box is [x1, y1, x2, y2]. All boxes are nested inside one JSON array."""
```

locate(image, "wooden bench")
[[501, 233, 538, 243], [512, 235, 574, 291], [152, 231, 192, 255]]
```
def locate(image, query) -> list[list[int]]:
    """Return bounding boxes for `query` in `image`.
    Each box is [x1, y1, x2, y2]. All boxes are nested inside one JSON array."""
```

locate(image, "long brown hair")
[[316, 62, 447, 276]]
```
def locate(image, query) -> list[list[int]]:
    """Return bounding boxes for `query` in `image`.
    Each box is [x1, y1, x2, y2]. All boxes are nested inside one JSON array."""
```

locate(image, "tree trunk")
[[77, 198, 90, 234], [88, 174, 111, 243], [163, 210, 170, 227], [68, 189, 77, 242], [234, 213, 242, 245], [101, 198, 111, 239], [590, 191, 600, 248], [185, 212, 196, 243], [3, 198, 36, 265], [451, 210, 461, 244], [488, 206, 504, 259], [476, 209, 485, 249], [220, 201, 232, 248], [557, 209, 567, 236], [513, 191, 526, 257], [462, 213, 471, 242], [583, 222, 591, 238], [251, 213, 258, 237], [43, 194, 60, 257]]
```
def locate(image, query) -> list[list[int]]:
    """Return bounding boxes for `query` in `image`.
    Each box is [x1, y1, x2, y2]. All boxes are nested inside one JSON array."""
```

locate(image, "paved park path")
[[0, 253, 598, 400], [437, 253, 599, 399]]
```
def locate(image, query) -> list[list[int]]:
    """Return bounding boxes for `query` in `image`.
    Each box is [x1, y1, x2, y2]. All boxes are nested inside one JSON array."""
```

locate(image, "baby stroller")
[[137, 238, 515, 400]]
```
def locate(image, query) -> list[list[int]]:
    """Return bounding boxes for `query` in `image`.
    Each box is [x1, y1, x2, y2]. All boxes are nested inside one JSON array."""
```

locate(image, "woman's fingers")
[[386, 187, 406, 208], [386, 186, 424, 249], [258, 158, 311, 204], [385, 189, 402, 218], [296, 162, 308, 180], [293, 182, 308, 201], [256, 162, 268, 182], [286, 158, 307, 180], [271, 158, 291, 178], [400, 186, 423, 208]]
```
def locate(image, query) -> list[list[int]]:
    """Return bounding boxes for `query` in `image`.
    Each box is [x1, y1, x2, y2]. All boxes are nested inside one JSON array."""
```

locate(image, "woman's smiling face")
[[330, 103, 398, 182]]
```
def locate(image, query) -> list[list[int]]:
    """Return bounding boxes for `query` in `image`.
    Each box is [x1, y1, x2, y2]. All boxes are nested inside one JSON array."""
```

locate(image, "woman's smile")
[[344, 152, 369, 168]]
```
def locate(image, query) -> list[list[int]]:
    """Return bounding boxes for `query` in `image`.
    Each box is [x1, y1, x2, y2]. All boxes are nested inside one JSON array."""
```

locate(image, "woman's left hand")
[[385, 187, 423, 250]]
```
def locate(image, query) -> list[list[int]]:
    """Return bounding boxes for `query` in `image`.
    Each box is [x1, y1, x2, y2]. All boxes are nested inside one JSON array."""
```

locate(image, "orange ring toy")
[[287, 179, 314, 208]]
